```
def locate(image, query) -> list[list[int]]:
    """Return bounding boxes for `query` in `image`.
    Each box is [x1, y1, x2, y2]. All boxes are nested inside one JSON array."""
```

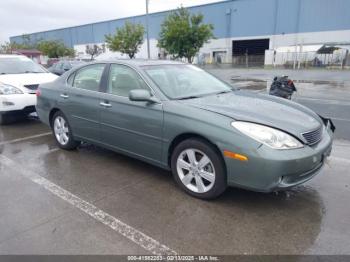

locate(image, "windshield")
[[143, 65, 232, 99], [0, 57, 47, 74]]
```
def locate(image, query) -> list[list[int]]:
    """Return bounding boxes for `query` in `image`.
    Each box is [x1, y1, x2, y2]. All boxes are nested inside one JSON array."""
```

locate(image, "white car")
[[0, 55, 58, 124]]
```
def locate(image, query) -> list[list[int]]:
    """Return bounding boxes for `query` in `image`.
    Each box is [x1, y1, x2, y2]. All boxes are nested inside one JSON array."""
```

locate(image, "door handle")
[[60, 94, 69, 99], [100, 102, 112, 108]]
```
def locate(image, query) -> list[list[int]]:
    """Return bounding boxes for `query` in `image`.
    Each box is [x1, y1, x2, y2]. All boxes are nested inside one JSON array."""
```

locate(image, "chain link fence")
[[197, 46, 350, 70], [197, 53, 266, 68], [270, 51, 350, 69]]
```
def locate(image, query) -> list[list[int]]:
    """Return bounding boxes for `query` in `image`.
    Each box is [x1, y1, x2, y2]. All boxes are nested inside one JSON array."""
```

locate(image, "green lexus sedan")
[[36, 60, 334, 199]]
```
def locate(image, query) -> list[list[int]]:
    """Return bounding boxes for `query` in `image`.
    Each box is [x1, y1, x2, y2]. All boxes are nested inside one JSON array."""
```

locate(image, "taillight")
[[36, 89, 41, 97], [287, 80, 293, 86]]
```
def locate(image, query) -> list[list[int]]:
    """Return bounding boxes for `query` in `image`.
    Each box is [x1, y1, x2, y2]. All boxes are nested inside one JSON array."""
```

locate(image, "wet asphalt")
[[0, 69, 350, 255]]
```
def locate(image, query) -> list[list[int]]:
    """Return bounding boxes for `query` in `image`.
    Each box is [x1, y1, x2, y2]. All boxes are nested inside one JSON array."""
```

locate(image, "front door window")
[[108, 64, 150, 97]]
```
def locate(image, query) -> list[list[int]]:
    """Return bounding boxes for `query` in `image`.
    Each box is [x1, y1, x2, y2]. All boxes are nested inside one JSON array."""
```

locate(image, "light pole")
[[146, 0, 150, 59]]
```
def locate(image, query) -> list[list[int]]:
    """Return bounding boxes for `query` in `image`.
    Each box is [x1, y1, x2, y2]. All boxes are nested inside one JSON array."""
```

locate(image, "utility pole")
[[146, 0, 150, 59]]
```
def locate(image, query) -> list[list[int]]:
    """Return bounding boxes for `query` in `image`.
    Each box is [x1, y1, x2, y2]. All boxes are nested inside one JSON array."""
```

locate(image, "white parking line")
[[0, 132, 52, 146], [0, 154, 177, 256]]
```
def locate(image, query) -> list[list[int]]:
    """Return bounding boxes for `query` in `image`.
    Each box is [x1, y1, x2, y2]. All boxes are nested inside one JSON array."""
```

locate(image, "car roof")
[[96, 59, 186, 67]]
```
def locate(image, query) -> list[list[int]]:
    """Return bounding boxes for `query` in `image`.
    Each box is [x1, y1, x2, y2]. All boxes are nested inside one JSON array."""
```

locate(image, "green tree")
[[1, 34, 44, 54], [0, 42, 13, 54], [37, 40, 75, 58], [105, 21, 145, 59], [86, 44, 103, 60], [158, 7, 214, 63], [0, 40, 34, 54]]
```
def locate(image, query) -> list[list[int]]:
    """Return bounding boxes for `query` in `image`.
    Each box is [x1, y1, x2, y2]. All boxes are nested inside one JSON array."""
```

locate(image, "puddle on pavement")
[[231, 79, 270, 91], [231, 77, 350, 90]]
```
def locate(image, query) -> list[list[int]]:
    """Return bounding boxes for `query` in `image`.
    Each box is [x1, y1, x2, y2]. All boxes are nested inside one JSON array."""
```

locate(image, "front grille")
[[302, 127, 323, 145], [24, 84, 39, 91]]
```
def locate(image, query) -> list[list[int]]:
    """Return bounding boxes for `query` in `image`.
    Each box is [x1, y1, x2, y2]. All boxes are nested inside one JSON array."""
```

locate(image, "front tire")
[[171, 138, 227, 199], [51, 111, 79, 150]]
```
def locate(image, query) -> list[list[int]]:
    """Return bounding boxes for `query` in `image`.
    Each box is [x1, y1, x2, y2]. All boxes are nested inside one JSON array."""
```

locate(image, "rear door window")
[[73, 64, 105, 92]]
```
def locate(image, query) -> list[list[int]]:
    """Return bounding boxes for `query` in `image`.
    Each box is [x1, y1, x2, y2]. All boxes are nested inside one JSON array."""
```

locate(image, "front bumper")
[[0, 94, 36, 113], [224, 120, 334, 192]]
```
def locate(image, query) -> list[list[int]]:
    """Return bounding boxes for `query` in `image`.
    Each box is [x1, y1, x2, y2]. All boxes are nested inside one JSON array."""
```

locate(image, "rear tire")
[[51, 111, 79, 150], [171, 138, 227, 200]]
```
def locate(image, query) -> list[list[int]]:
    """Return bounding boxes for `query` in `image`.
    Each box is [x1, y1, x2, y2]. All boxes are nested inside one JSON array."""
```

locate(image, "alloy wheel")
[[176, 149, 216, 193], [54, 116, 69, 145]]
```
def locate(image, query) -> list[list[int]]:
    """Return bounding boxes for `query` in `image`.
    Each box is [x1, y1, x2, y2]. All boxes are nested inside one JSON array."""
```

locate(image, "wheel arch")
[[167, 133, 225, 170], [49, 108, 61, 127]]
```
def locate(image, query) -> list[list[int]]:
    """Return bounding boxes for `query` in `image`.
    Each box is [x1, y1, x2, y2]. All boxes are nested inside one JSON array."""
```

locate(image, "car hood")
[[179, 91, 322, 138], [0, 73, 58, 91]]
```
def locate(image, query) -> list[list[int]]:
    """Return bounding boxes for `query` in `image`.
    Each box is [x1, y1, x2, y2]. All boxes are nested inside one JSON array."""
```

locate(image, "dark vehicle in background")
[[36, 60, 334, 199], [48, 60, 85, 76]]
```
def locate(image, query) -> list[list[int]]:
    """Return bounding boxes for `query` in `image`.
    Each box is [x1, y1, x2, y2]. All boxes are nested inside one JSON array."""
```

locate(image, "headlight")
[[0, 83, 23, 95], [231, 121, 303, 150]]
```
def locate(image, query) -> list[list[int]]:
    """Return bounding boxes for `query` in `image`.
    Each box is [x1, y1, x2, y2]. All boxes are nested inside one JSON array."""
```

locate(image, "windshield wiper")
[[24, 71, 42, 74], [177, 96, 200, 100], [176, 89, 232, 100], [215, 90, 232, 95]]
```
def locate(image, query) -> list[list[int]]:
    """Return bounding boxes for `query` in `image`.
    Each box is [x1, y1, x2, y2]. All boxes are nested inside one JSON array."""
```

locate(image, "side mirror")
[[129, 89, 159, 103]]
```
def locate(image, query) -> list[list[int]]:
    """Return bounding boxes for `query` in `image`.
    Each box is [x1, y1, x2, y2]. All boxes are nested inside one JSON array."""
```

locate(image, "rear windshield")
[[0, 57, 47, 74]]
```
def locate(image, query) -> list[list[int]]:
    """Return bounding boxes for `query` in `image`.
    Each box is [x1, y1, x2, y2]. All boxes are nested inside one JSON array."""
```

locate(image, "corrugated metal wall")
[[10, 0, 350, 47]]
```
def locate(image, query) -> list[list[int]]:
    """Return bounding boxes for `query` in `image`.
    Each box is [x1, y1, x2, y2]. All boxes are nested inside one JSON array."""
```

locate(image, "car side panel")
[[62, 87, 102, 142], [37, 81, 103, 143], [100, 94, 164, 166], [36, 82, 64, 126], [161, 101, 261, 166]]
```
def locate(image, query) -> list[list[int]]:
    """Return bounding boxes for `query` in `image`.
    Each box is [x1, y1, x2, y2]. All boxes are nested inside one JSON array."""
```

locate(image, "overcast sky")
[[0, 0, 222, 43]]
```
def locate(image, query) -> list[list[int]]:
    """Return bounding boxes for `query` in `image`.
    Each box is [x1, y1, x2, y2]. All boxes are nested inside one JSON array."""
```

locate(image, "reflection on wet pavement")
[[1, 120, 350, 254]]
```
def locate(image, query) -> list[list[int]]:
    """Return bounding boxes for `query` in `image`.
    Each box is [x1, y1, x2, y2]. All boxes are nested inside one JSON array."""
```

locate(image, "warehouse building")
[[10, 0, 350, 67]]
